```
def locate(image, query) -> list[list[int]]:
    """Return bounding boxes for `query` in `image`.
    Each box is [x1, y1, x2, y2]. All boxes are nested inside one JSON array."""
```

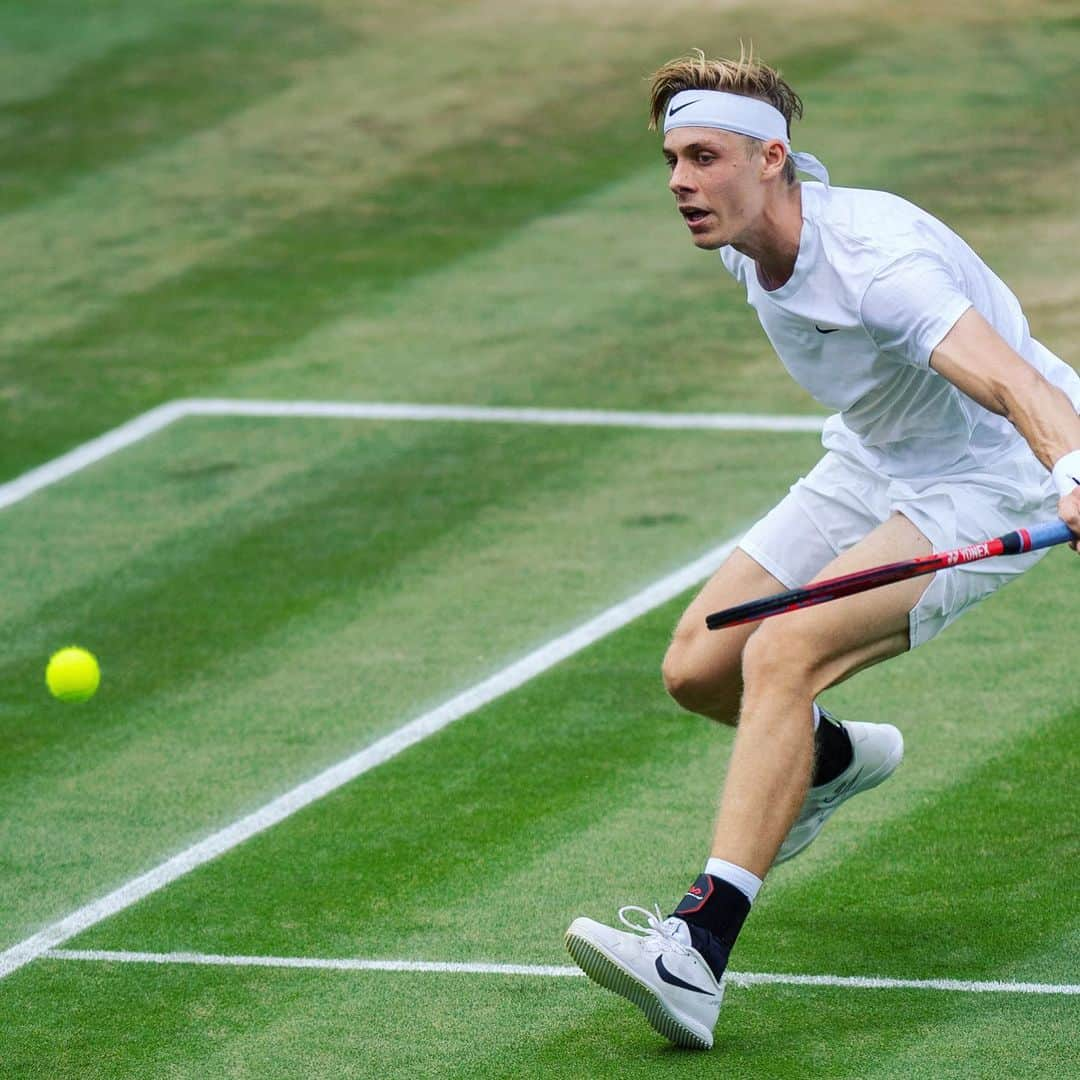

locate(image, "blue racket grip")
[[1006, 518, 1076, 553]]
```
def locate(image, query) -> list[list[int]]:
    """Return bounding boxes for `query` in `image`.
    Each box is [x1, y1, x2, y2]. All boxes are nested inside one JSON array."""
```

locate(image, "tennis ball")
[[45, 646, 100, 702]]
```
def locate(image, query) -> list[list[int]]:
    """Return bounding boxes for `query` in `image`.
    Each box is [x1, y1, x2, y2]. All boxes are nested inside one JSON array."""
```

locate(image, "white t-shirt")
[[719, 183, 1080, 479]]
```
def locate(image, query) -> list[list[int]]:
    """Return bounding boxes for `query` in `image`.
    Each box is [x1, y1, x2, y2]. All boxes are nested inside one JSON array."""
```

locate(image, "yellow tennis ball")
[[46, 646, 101, 702]]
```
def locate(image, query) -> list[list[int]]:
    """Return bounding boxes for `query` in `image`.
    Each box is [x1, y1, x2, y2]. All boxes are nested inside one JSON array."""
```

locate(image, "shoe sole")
[[564, 925, 714, 1050], [774, 725, 904, 865]]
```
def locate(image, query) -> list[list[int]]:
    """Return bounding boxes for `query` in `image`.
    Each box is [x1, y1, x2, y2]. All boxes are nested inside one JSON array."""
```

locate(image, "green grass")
[[1, 581, 1075, 1077], [0, 4, 353, 213], [1, 0, 1078, 1075], [4, 965, 1074, 1079]]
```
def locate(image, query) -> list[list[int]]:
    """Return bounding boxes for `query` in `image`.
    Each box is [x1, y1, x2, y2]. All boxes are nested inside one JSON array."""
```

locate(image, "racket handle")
[[1007, 519, 1075, 553]]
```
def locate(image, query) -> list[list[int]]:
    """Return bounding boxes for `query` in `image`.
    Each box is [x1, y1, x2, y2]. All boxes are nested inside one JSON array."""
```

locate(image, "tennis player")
[[565, 48, 1080, 1050]]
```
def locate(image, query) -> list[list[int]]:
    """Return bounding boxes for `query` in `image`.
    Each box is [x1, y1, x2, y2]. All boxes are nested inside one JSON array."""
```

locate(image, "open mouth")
[[680, 208, 710, 226]]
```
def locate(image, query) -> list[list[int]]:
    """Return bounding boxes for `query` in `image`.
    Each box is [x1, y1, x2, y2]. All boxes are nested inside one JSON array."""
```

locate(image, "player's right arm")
[[929, 307, 1080, 547]]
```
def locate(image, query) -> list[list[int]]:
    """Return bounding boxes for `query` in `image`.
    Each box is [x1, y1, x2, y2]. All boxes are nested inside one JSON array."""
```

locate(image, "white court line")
[[0, 397, 825, 512], [45, 950, 1080, 996], [0, 400, 188, 512], [0, 535, 742, 981], [180, 398, 827, 432]]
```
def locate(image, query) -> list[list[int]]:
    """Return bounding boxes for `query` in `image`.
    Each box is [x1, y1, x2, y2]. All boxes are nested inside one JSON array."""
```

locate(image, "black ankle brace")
[[670, 873, 751, 978], [812, 709, 853, 786]]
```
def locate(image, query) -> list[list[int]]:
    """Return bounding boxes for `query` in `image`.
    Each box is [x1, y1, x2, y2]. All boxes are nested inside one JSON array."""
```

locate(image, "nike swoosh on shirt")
[[668, 100, 700, 116], [654, 955, 715, 996], [815, 325, 840, 334]]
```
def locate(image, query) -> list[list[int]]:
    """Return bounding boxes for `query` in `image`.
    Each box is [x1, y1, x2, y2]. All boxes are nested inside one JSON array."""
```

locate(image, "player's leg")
[[661, 470, 848, 726], [660, 547, 788, 726], [661, 548, 874, 816], [707, 510, 931, 877], [566, 511, 931, 1049], [661, 485, 880, 840]]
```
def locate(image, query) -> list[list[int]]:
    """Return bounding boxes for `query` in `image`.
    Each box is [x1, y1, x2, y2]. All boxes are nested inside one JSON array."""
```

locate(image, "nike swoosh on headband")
[[815, 325, 840, 334], [668, 99, 700, 116]]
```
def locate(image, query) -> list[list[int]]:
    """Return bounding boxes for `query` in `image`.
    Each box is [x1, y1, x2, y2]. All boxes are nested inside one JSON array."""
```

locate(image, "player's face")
[[663, 128, 767, 250]]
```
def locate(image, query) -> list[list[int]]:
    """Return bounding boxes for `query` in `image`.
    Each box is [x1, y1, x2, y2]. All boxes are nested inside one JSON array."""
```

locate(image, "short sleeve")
[[859, 251, 973, 368]]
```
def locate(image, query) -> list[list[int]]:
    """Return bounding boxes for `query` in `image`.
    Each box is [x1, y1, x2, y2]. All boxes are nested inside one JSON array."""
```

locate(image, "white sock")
[[704, 857, 762, 903]]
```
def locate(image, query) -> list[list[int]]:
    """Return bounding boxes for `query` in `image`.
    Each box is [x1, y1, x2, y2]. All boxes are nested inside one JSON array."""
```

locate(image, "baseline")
[[46, 949, 1080, 996]]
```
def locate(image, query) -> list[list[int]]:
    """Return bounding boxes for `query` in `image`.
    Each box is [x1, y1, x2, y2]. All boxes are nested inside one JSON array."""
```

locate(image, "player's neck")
[[734, 183, 803, 291]]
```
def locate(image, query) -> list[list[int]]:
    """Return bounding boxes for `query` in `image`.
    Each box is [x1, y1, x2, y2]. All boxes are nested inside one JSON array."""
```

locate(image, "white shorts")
[[738, 449, 1059, 647]]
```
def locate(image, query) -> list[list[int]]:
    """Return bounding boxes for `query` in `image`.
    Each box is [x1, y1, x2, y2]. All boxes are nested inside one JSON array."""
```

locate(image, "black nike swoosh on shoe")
[[815, 325, 840, 334], [655, 955, 715, 996], [668, 100, 700, 116], [818, 766, 866, 805]]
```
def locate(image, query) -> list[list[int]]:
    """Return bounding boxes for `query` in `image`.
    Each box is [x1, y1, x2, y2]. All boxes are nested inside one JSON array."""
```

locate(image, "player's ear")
[[760, 140, 788, 181]]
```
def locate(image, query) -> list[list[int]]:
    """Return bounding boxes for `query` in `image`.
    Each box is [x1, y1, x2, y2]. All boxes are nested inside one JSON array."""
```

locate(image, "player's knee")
[[661, 644, 701, 708], [739, 622, 821, 700], [661, 636, 740, 722]]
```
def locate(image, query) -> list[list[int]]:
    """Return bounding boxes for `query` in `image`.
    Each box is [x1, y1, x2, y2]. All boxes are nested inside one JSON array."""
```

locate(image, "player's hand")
[[1058, 488, 1080, 552]]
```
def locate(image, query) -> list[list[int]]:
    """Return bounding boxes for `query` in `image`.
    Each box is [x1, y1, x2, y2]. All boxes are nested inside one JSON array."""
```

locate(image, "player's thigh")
[[664, 469, 859, 718], [742, 511, 934, 699]]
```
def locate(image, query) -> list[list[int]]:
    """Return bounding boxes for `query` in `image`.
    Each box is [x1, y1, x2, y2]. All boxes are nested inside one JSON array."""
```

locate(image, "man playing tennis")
[[564, 49, 1080, 1050]]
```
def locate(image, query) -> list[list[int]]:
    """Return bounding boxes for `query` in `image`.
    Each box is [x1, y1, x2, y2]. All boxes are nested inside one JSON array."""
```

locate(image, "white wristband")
[[1051, 449, 1080, 497]]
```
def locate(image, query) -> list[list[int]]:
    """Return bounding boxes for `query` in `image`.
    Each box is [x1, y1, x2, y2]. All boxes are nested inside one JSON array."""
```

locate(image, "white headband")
[[663, 90, 829, 187]]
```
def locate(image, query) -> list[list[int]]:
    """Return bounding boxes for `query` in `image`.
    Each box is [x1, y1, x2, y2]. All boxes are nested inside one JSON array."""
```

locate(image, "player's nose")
[[668, 161, 696, 194]]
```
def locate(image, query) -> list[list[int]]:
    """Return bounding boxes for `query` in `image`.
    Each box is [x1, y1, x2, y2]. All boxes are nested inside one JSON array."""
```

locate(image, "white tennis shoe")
[[565, 906, 722, 1050], [775, 719, 904, 864]]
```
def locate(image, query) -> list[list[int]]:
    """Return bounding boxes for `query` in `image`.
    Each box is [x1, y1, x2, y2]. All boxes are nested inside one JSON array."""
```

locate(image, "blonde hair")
[[648, 46, 804, 184]]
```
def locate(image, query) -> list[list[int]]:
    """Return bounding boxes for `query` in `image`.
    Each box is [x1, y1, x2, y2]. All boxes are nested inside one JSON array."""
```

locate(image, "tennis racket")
[[705, 518, 1074, 631]]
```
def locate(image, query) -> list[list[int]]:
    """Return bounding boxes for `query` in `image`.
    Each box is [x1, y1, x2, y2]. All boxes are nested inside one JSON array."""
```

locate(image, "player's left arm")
[[930, 307, 1080, 546]]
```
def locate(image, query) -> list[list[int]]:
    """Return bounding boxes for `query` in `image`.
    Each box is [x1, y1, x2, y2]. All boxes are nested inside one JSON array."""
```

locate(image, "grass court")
[[0, 2, 1077, 1076]]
